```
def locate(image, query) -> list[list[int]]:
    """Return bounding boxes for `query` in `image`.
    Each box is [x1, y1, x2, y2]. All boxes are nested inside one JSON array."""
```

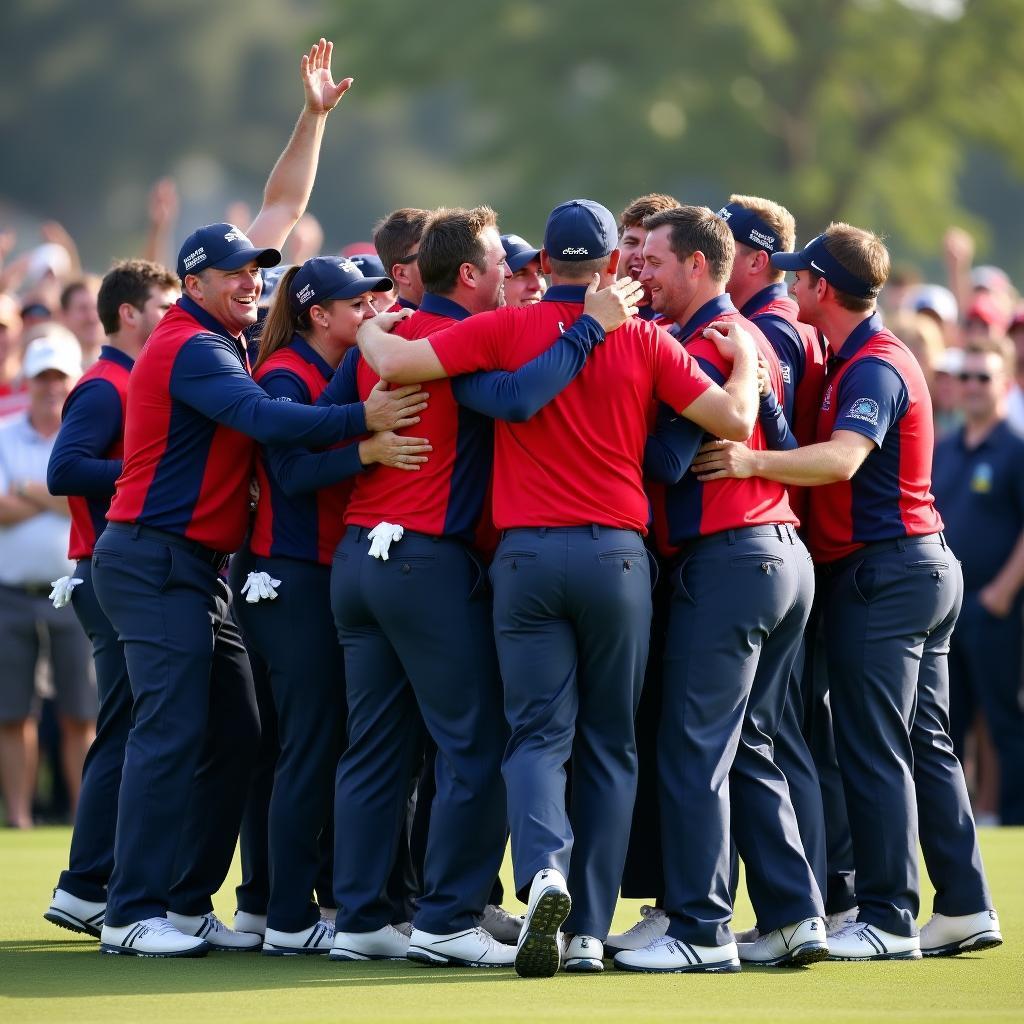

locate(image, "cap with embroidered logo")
[[289, 256, 394, 315], [176, 222, 281, 281], [543, 200, 618, 262], [771, 234, 879, 299], [716, 203, 780, 255]]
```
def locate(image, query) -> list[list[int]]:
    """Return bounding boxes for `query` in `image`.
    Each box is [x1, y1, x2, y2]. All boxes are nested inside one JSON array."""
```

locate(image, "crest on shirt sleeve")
[[847, 397, 879, 425]]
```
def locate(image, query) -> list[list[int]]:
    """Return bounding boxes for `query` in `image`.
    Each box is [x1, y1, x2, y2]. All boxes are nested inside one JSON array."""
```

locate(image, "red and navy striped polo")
[[108, 297, 366, 553], [809, 312, 943, 563], [48, 345, 133, 559], [345, 293, 494, 541], [250, 336, 365, 566], [649, 294, 798, 551]]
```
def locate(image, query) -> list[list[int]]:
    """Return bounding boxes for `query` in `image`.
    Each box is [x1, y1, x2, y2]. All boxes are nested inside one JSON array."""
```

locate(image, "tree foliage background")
[[2, 0, 1023, 280]]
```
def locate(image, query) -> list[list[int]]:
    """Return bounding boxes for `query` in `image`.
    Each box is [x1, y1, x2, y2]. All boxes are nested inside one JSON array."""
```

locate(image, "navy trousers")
[[56, 558, 133, 903], [948, 591, 1024, 825], [331, 527, 508, 935], [92, 524, 260, 926], [234, 554, 345, 933], [822, 535, 992, 936], [619, 548, 670, 902], [492, 526, 652, 939], [660, 525, 823, 948]]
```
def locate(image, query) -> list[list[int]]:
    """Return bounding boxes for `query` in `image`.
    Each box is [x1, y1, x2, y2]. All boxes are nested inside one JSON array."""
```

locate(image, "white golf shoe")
[[827, 921, 921, 961], [233, 910, 267, 937], [919, 910, 1002, 957], [825, 906, 858, 936], [614, 934, 740, 973], [100, 917, 208, 958], [262, 920, 335, 956], [737, 917, 829, 967], [563, 935, 604, 973], [330, 923, 410, 961], [44, 888, 105, 938], [605, 905, 669, 954], [408, 926, 516, 967], [514, 868, 571, 978], [166, 911, 261, 951]]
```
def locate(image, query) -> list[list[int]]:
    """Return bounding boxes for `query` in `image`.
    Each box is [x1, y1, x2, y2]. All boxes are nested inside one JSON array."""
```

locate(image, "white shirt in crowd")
[[0, 413, 73, 586]]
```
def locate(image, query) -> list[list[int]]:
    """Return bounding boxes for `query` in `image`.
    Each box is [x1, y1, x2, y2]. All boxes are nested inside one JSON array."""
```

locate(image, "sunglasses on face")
[[958, 372, 993, 383], [394, 250, 420, 265]]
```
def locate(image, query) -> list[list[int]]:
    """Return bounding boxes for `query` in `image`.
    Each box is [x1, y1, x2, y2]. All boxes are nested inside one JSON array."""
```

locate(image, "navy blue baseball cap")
[[349, 253, 388, 278], [771, 234, 879, 298], [289, 256, 394, 314], [716, 203, 781, 255], [177, 222, 281, 281], [543, 200, 618, 261], [501, 234, 541, 273]]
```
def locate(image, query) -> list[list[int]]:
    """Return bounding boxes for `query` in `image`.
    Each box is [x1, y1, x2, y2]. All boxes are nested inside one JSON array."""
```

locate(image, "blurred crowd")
[[0, 188, 1021, 830]]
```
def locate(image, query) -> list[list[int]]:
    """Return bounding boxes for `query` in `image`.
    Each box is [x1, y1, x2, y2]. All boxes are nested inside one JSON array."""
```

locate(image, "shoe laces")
[[202, 913, 229, 935], [621, 905, 666, 936], [150, 917, 184, 937], [832, 921, 868, 941]]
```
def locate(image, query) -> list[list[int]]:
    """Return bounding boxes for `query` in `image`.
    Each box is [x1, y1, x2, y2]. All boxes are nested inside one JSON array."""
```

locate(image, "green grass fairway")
[[2, 828, 1022, 1023]]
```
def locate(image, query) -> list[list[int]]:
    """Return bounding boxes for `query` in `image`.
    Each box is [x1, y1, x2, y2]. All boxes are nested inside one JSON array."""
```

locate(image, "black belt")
[[673, 523, 798, 558], [821, 532, 947, 576], [107, 522, 231, 572], [500, 525, 642, 540]]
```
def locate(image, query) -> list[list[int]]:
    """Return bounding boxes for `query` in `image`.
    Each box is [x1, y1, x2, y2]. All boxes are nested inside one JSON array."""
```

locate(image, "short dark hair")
[[373, 208, 429, 279], [417, 206, 497, 296], [643, 205, 735, 284], [810, 222, 890, 313], [545, 255, 612, 281], [97, 260, 180, 334], [619, 193, 680, 232]]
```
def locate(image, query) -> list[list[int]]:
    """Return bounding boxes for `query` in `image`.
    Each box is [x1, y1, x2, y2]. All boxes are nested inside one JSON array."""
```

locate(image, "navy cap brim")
[[507, 248, 541, 273], [770, 251, 808, 271], [211, 247, 282, 272], [327, 275, 395, 301]]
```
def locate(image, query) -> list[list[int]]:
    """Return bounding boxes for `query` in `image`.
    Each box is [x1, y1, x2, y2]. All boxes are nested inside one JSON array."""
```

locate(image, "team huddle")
[[40, 40, 1002, 977]]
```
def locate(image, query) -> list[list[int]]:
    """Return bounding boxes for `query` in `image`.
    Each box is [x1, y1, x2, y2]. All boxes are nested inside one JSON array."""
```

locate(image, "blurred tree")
[[329, 0, 1024, 259], [0, 0, 1022, 279]]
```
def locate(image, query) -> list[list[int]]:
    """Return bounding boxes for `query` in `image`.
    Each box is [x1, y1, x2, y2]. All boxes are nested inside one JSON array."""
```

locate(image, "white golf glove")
[[240, 571, 282, 603], [49, 576, 83, 610], [367, 522, 404, 560]]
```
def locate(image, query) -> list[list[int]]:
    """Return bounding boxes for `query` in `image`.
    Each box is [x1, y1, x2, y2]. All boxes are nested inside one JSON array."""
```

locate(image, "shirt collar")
[[832, 312, 885, 363], [542, 284, 588, 304], [178, 296, 241, 343], [290, 334, 335, 382], [397, 296, 419, 311], [636, 304, 661, 321], [99, 345, 135, 371], [419, 293, 472, 322], [739, 282, 789, 319], [677, 293, 736, 342]]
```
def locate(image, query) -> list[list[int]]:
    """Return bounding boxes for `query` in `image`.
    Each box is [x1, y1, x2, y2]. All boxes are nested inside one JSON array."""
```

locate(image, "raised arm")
[[246, 39, 353, 251]]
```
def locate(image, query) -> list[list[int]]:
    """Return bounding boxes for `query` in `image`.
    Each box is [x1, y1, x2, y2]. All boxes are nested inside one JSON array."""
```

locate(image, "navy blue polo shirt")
[[933, 420, 1024, 591]]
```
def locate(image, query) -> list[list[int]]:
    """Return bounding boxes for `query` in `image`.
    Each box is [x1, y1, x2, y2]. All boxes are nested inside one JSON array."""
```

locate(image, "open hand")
[[359, 430, 432, 471], [363, 379, 429, 431], [703, 320, 756, 362], [301, 38, 353, 115], [582, 274, 644, 332], [690, 438, 755, 481]]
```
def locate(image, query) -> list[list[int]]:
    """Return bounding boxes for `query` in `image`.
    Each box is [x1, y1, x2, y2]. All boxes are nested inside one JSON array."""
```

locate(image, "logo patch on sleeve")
[[847, 397, 879, 425]]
